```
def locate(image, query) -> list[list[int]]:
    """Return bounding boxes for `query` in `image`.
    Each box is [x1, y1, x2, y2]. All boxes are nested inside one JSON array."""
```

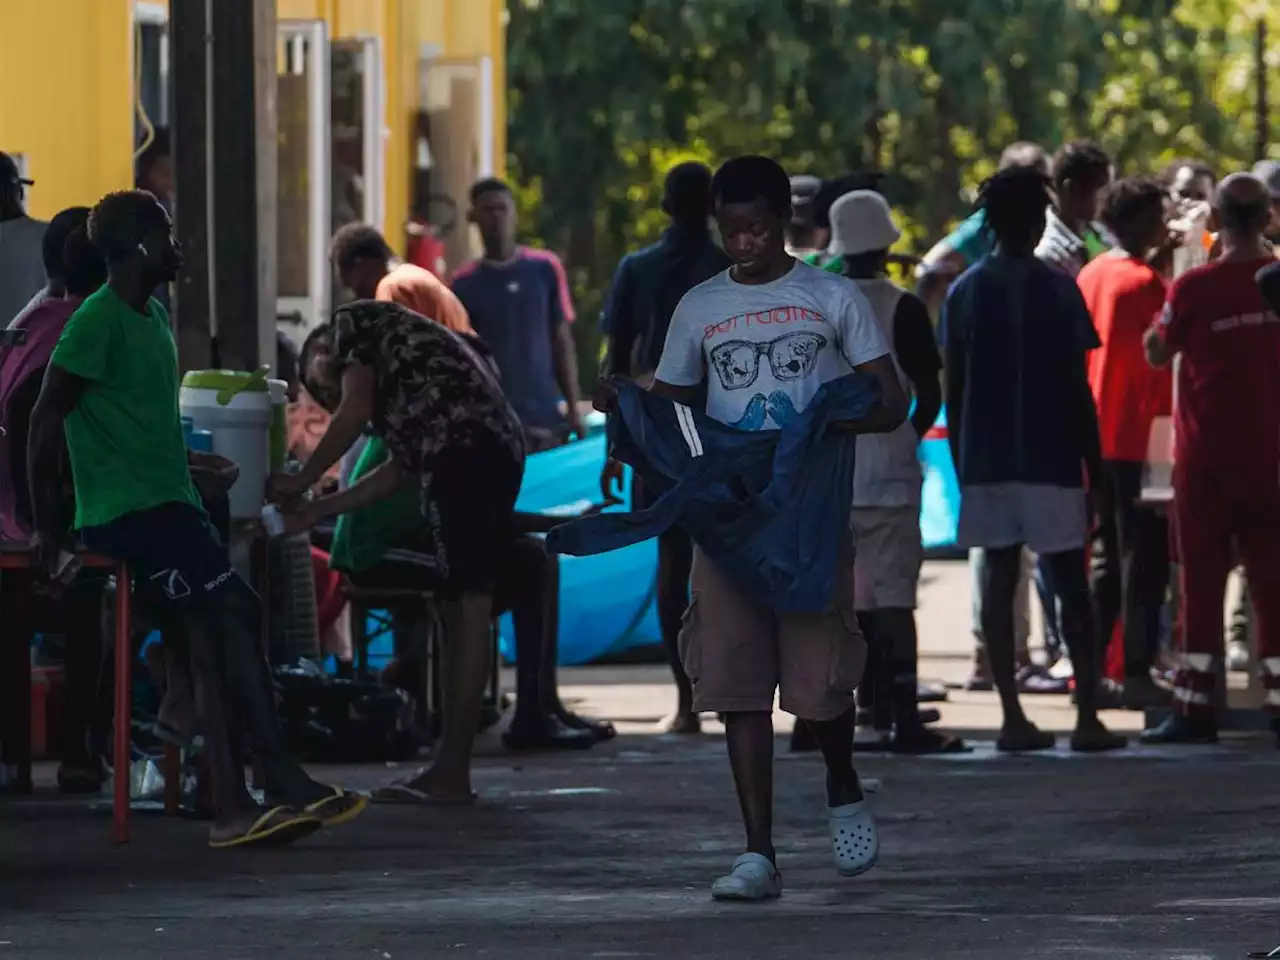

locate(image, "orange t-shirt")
[[1078, 252, 1172, 462], [375, 262, 473, 334]]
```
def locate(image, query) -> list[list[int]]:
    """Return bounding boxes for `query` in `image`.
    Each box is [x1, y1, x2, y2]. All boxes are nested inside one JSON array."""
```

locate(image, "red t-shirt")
[[1078, 253, 1171, 462], [1156, 257, 1280, 491]]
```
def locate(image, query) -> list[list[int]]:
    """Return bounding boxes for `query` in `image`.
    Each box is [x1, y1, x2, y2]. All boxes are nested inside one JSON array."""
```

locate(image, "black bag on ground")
[[273, 660, 418, 763]]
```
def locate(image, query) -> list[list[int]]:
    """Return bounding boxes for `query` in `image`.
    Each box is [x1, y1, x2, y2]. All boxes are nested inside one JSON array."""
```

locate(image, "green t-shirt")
[[328, 435, 425, 574], [50, 286, 200, 529]]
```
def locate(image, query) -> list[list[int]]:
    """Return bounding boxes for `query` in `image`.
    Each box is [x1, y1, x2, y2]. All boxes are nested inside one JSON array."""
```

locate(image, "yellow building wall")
[[0, 0, 136, 220], [0, 0, 505, 238]]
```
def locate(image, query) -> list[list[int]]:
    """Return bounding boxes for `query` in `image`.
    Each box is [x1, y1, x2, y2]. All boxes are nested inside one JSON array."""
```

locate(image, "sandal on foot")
[[557, 710, 617, 742], [1017, 664, 1069, 695], [372, 782, 477, 806], [1141, 713, 1218, 745], [303, 785, 369, 827], [852, 729, 893, 753], [917, 681, 949, 703], [657, 712, 702, 735], [710, 853, 782, 901], [892, 728, 971, 755], [1070, 725, 1128, 753], [208, 806, 322, 849], [996, 724, 1057, 753], [829, 800, 879, 877]]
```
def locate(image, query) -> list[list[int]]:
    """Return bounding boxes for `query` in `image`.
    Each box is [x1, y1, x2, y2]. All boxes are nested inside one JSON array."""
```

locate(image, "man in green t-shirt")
[[27, 190, 364, 848]]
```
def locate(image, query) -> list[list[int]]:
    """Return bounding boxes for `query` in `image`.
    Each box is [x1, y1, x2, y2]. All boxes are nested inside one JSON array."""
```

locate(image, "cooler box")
[[180, 368, 289, 518]]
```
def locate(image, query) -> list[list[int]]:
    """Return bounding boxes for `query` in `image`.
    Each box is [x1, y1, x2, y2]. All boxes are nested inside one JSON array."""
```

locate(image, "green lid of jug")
[[182, 366, 271, 405]]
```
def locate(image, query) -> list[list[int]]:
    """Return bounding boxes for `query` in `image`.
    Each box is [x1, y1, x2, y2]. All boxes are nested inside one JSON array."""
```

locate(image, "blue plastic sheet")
[[919, 408, 961, 549], [499, 435, 660, 666]]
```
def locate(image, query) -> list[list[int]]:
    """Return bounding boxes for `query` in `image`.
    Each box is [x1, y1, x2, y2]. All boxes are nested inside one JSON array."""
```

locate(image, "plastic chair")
[[0, 546, 134, 843]]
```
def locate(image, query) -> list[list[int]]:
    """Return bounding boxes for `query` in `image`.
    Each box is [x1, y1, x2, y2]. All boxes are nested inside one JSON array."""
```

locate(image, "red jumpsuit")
[[1158, 257, 1280, 718]]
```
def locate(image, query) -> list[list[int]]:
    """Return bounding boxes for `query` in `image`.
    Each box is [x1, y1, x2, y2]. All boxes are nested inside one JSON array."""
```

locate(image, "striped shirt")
[[1034, 208, 1088, 277]]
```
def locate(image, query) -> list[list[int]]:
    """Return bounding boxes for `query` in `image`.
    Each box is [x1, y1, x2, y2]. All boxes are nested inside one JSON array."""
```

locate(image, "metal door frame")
[[277, 19, 331, 333], [334, 34, 386, 231]]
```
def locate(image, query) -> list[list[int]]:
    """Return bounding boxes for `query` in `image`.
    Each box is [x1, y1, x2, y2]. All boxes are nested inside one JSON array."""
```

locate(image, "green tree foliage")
[[506, 0, 1280, 381]]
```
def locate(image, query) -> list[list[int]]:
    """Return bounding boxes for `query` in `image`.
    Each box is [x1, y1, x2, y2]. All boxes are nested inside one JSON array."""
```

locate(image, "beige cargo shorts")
[[677, 543, 866, 721]]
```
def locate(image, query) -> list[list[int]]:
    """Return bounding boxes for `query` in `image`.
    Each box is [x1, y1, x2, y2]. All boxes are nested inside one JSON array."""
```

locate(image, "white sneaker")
[[710, 853, 782, 901], [829, 800, 879, 876]]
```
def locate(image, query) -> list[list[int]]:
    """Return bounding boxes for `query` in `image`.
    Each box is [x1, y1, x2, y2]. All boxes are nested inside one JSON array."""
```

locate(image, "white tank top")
[[849, 277, 923, 508]]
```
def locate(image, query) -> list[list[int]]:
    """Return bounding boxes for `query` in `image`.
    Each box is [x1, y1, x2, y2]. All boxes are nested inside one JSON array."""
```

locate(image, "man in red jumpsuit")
[[1142, 172, 1280, 745]]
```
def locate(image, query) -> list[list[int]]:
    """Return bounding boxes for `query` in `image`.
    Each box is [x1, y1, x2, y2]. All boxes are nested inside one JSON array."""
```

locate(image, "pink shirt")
[[0, 296, 81, 541]]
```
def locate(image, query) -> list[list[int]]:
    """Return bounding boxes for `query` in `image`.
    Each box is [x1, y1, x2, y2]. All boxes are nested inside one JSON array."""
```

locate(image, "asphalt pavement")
[[3, 560, 1278, 960]]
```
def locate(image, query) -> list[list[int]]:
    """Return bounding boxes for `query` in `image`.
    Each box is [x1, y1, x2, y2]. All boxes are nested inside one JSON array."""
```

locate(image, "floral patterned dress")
[[329, 299, 526, 476]]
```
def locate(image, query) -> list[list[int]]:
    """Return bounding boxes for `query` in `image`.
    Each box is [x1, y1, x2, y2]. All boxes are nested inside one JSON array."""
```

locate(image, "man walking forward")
[[605, 155, 908, 900]]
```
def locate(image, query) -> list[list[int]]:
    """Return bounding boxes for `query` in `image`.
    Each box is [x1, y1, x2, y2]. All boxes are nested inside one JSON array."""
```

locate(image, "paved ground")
[[4, 561, 1280, 959]]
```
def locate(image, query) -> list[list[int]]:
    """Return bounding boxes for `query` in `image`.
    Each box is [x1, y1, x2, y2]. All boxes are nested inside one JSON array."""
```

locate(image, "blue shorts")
[[80, 501, 245, 608]]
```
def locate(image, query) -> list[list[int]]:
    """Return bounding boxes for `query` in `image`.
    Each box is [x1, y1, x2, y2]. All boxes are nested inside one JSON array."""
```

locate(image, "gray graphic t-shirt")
[[654, 260, 889, 430]]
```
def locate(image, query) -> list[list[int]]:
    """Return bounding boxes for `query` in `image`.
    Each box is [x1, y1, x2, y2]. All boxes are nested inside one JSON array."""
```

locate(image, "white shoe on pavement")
[[829, 800, 879, 876], [710, 853, 782, 901]]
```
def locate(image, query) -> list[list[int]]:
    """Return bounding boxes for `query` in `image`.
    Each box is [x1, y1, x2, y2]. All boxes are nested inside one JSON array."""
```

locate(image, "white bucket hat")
[[827, 189, 902, 257]]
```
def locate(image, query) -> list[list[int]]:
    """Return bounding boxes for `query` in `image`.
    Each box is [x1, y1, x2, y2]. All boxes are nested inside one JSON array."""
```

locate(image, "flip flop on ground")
[[303, 786, 370, 827], [207, 806, 323, 849]]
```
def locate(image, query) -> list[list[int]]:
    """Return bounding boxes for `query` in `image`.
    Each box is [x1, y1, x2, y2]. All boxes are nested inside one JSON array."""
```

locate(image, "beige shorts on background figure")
[[678, 546, 866, 721], [850, 505, 922, 612]]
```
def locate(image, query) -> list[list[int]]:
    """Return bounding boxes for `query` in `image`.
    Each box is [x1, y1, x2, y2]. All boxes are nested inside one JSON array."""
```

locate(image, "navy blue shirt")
[[600, 225, 731, 377], [451, 252, 565, 430], [940, 254, 1100, 488]]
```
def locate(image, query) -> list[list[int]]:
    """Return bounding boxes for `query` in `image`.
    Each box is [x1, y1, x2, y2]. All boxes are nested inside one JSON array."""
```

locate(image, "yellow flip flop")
[[303, 786, 369, 828], [208, 806, 323, 849]]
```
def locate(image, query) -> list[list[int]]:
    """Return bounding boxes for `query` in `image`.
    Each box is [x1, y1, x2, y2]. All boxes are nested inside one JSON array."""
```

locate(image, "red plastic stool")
[[0, 548, 133, 843]]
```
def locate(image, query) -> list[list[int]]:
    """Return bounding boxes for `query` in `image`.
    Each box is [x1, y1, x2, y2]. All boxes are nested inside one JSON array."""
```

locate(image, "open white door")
[[277, 19, 331, 338]]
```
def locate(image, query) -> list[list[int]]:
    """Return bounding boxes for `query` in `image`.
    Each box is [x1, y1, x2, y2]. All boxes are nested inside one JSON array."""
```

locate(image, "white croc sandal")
[[711, 853, 783, 901], [829, 800, 879, 876]]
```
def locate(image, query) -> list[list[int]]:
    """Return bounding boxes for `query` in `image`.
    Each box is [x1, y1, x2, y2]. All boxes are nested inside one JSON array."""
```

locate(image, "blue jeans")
[[1034, 555, 1065, 660]]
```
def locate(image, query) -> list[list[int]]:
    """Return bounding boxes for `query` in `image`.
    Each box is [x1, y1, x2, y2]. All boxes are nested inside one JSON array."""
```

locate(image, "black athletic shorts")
[[80, 500, 249, 609], [352, 442, 524, 597]]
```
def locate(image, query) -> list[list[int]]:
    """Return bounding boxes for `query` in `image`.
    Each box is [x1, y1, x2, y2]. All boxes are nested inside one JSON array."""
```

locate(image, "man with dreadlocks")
[[941, 165, 1127, 753]]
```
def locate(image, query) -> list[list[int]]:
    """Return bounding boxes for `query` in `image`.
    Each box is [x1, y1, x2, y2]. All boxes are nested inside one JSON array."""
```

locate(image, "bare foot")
[[996, 720, 1056, 753], [208, 806, 322, 848], [401, 766, 475, 805], [657, 711, 701, 735], [1070, 718, 1128, 753]]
